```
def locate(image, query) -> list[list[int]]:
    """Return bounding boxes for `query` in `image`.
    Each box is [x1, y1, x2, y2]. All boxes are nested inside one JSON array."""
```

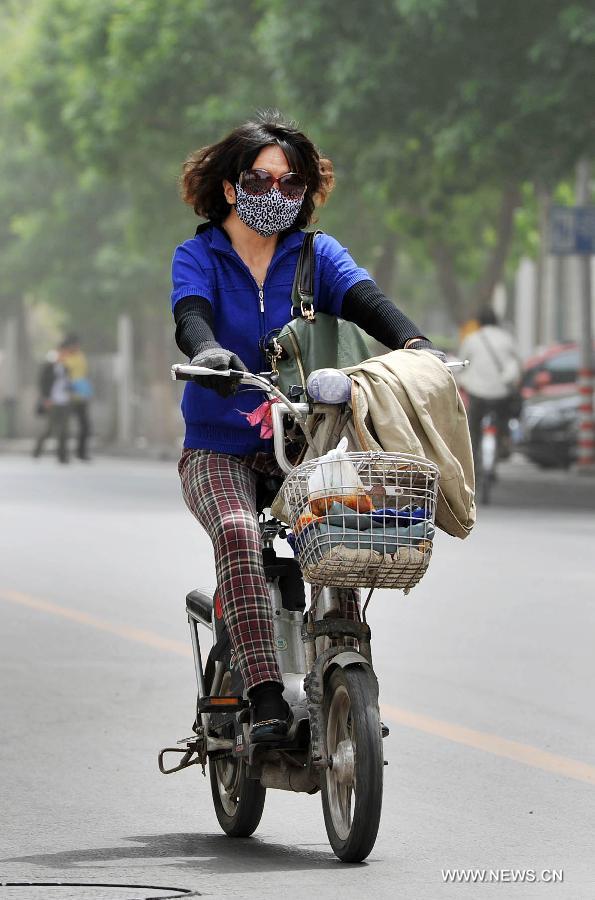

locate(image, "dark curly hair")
[[180, 112, 335, 229], [478, 307, 498, 327]]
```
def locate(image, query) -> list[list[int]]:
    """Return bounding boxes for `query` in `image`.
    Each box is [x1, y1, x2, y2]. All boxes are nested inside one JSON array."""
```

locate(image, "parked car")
[[521, 342, 589, 399], [518, 342, 592, 468], [519, 392, 580, 468]]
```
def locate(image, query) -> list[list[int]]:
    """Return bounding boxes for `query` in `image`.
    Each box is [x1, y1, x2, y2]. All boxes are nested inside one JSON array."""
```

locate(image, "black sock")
[[248, 681, 287, 722]]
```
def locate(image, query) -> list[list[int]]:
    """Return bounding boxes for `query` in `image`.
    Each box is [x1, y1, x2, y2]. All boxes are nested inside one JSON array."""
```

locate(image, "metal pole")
[[2, 317, 18, 438], [575, 159, 595, 471], [116, 313, 133, 445], [534, 186, 551, 347], [3, 317, 18, 394]]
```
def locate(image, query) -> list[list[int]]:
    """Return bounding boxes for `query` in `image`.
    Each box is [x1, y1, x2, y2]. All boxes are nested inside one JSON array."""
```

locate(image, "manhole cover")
[[0, 884, 199, 900]]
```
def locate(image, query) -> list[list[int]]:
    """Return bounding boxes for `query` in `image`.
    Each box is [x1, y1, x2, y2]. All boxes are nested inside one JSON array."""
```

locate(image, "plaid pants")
[[179, 448, 284, 690], [179, 448, 360, 691]]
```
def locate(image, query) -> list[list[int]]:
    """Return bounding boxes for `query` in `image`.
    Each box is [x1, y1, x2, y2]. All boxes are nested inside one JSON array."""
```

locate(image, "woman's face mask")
[[234, 182, 304, 237]]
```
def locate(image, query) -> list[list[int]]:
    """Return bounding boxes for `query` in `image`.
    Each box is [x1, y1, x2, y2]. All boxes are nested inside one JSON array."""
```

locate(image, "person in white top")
[[458, 308, 522, 463]]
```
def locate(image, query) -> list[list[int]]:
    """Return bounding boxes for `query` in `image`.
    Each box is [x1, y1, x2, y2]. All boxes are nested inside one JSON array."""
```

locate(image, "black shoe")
[[250, 706, 293, 744], [248, 680, 292, 744]]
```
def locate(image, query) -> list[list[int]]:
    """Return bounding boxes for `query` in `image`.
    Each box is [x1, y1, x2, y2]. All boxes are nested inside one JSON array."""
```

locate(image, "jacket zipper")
[[212, 245, 267, 362], [212, 236, 304, 366], [257, 281, 266, 366]]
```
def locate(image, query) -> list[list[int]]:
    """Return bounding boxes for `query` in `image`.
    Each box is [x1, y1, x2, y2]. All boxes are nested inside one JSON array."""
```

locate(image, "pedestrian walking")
[[458, 308, 522, 463], [62, 334, 92, 460], [32, 343, 72, 463]]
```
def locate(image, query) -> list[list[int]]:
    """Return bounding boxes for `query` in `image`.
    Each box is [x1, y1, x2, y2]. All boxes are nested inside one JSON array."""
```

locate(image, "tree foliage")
[[258, 0, 595, 318], [2, 0, 595, 339]]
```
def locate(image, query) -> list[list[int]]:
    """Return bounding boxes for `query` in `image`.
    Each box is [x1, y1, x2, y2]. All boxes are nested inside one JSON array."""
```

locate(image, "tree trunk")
[[1, 295, 35, 437], [430, 241, 466, 325], [431, 184, 521, 326], [473, 183, 522, 312], [533, 183, 551, 347], [140, 307, 180, 452]]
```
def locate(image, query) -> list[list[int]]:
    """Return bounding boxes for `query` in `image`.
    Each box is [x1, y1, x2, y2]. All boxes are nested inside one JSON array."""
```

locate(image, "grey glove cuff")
[[407, 339, 447, 364], [404, 337, 432, 350]]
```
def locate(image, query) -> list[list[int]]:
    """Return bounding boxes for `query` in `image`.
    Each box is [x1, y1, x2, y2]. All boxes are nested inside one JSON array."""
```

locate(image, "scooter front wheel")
[[321, 665, 383, 862]]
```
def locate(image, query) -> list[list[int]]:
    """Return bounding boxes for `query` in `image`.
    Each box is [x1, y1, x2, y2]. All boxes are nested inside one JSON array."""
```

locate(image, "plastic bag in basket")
[[307, 438, 372, 515]]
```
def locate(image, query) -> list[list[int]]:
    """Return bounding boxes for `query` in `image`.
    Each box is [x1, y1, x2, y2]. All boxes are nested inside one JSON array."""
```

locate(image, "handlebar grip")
[[171, 364, 246, 382], [172, 369, 196, 382]]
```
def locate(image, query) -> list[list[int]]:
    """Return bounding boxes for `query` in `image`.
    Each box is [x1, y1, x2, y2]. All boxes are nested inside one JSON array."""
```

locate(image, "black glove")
[[407, 338, 448, 364], [190, 345, 248, 397]]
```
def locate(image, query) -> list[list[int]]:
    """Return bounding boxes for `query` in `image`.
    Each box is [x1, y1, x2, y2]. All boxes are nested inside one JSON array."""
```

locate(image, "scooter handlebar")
[[172, 359, 469, 385], [171, 364, 255, 383]]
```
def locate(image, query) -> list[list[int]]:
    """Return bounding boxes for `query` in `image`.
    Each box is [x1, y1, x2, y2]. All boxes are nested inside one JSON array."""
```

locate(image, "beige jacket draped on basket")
[[274, 349, 476, 539], [345, 349, 475, 538]]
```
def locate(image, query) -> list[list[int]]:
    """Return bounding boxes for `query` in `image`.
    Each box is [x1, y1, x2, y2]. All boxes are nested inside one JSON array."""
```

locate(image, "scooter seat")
[[186, 589, 213, 626]]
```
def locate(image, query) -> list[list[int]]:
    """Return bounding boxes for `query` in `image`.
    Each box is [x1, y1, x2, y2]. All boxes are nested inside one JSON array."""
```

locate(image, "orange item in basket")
[[294, 512, 320, 535], [310, 493, 373, 516], [310, 497, 330, 516], [344, 493, 374, 513]]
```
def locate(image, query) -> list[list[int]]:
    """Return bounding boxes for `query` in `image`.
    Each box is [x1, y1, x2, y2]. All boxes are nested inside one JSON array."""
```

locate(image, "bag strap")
[[291, 230, 323, 321], [478, 328, 504, 375]]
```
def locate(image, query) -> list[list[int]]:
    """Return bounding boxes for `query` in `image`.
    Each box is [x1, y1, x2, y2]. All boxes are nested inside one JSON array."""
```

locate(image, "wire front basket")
[[283, 451, 440, 591]]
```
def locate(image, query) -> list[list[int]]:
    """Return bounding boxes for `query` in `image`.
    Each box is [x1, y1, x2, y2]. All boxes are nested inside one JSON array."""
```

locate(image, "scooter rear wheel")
[[321, 665, 383, 862], [209, 752, 265, 837], [207, 669, 265, 837]]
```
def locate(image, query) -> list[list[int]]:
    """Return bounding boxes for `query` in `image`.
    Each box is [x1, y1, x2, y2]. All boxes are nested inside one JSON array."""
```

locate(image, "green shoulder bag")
[[266, 231, 371, 396]]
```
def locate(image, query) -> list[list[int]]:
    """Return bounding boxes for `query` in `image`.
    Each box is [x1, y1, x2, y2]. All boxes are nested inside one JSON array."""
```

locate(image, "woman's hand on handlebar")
[[189, 346, 248, 397]]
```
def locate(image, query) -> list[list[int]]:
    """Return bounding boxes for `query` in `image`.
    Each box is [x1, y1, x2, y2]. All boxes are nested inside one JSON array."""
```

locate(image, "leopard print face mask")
[[234, 183, 304, 237]]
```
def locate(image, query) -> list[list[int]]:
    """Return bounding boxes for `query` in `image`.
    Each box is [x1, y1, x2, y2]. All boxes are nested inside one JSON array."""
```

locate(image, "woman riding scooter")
[[171, 113, 443, 743]]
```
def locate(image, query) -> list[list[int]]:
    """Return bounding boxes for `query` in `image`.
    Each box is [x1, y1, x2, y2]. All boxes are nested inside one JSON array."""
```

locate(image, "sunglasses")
[[238, 168, 307, 201]]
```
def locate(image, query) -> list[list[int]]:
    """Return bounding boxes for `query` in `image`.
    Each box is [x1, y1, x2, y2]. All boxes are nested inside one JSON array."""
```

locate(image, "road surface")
[[1, 455, 594, 899]]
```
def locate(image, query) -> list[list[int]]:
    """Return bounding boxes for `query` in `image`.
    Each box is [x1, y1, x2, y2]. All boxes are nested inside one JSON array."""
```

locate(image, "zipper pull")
[[258, 285, 264, 314]]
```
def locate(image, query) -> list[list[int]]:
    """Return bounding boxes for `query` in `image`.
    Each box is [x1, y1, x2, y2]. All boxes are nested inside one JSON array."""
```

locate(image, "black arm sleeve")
[[341, 279, 430, 351], [173, 295, 220, 359]]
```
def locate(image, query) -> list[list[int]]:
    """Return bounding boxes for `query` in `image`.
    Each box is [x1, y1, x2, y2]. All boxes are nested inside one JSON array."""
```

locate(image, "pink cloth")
[[240, 399, 278, 439]]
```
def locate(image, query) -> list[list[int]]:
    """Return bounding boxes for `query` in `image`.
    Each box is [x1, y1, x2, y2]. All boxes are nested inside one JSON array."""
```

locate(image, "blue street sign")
[[550, 205, 595, 255]]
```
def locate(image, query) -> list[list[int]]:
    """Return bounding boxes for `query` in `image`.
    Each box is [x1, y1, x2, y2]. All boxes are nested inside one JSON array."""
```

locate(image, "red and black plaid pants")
[[179, 448, 360, 692]]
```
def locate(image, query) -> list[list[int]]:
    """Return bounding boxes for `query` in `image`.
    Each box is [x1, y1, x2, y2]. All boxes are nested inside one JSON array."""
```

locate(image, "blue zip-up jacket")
[[171, 223, 370, 454]]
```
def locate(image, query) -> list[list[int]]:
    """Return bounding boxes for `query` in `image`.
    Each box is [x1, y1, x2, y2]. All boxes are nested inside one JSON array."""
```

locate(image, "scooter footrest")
[[198, 695, 249, 713], [158, 743, 202, 775]]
